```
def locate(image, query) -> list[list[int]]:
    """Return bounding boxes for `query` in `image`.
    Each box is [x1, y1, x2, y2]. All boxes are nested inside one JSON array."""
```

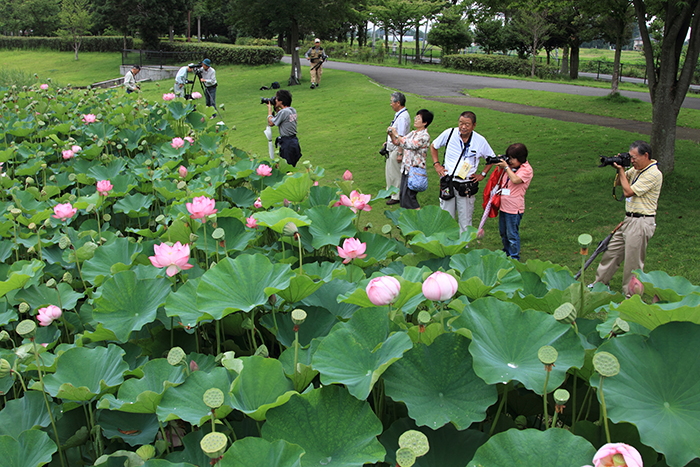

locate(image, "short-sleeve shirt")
[[387, 108, 410, 151], [626, 160, 662, 215], [499, 161, 533, 214], [272, 107, 298, 137], [431, 129, 495, 180], [398, 129, 430, 174]]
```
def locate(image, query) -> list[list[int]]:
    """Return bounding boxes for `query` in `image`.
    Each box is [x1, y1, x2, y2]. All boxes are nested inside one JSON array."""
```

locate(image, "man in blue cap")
[[199, 58, 217, 114]]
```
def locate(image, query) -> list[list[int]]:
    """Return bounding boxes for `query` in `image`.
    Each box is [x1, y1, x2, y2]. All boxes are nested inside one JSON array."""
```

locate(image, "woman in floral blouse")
[[388, 109, 434, 209]]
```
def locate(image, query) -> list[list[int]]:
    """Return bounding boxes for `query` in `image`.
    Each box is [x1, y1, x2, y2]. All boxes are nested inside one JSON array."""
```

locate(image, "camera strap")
[[443, 130, 472, 180]]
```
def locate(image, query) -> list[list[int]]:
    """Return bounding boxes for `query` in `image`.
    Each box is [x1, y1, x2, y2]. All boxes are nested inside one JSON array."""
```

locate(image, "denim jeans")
[[205, 86, 217, 115], [499, 211, 523, 260]]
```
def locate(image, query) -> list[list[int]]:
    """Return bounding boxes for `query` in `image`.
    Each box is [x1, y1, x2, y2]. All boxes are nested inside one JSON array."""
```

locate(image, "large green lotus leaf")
[[353, 231, 402, 268], [113, 193, 153, 216], [397, 205, 460, 238], [459, 300, 585, 393], [193, 217, 256, 254], [229, 356, 296, 421], [99, 358, 186, 413], [261, 172, 314, 205], [165, 430, 209, 466], [638, 270, 700, 302], [97, 410, 159, 446], [541, 268, 579, 291], [303, 185, 338, 208], [262, 385, 385, 467], [410, 230, 475, 257], [254, 207, 311, 234], [613, 294, 700, 331], [143, 461, 197, 467], [43, 344, 129, 401], [260, 306, 338, 347], [302, 279, 360, 319], [220, 437, 304, 467], [305, 205, 356, 249], [14, 282, 83, 311], [166, 100, 195, 120], [451, 249, 514, 283], [0, 430, 57, 467], [88, 159, 128, 181], [81, 237, 143, 285], [338, 275, 424, 315], [276, 274, 324, 304], [223, 187, 257, 207], [590, 322, 700, 467], [196, 254, 294, 319], [383, 333, 497, 430], [509, 284, 620, 317], [92, 271, 172, 342], [0, 391, 56, 439], [381, 418, 488, 467], [164, 278, 214, 328], [312, 307, 413, 400], [157, 367, 233, 426], [466, 428, 596, 467]]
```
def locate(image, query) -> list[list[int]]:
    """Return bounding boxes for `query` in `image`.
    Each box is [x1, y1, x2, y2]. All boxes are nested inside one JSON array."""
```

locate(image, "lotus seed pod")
[[538, 345, 558, 365], [44, 218, 51, 228], [18, 302, 30, 314], [553, 389, 570, 405], [417, 310, 431, 325], [593, 351, 620, 377], [0, 330, 10, 342], [553, 302, 577, 325], [398, 430, 429, 457], [177, 181, 186, 190], [27, 246, 35, 255], [212, 228, 225, 240], [59, 236, 72, 249], [46, 278, 57, 288], [203, 388, 225, 409], [396, 447, 416, 467], [16, 319, 36, 337], [611, 318, 630, 336], [25, 177, 34, 185], [291, 309, 307, 325], [103, 214, 111, 222], [28, 222, 36, 230], [302, 160, 311, 167], [283, 222, 298, 237], [135, 445, 155, 461], [167, 347, 186, 366], [381, 224, 392, 234], [254, 345, 269, 358], [0, 359, 11, 378], [144, 159, 152, 166], [514, 415, 527, 429], [68, 194, 76, 202], [49, 175, 56, 182], [200, 432, 227, 458], [62, 272, 73, 283], [68, 173, 77, 181], [86, 204, 95, 213], [10, 208, 21, 217], [41, 163, 47, 169]]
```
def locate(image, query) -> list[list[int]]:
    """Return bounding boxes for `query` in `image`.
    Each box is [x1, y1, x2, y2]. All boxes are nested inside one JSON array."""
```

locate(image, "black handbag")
[[439, 175, 455, 200], [438, 129, 471, 200]]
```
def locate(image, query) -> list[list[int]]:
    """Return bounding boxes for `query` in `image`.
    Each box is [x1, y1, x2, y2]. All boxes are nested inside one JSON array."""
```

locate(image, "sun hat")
[[202, 59, 211, 66]]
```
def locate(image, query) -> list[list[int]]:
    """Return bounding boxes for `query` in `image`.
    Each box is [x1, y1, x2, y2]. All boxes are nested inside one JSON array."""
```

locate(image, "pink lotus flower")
[[339, 190, 372, 213], [254, 198, 262, 209], [343, 170, 353, 181], [71, 145, 82, 153], [178, 166, 188, 178], [189, 360, 199, 372], [81, 114, 96, 124], [149, 241, 194, 277], [37, 305, 62, 326], [192, 92, 202, 99], [163, 93, 176, 101], [62, 149, 74, 160], [52, 203, 77, 221], [171, 137, 185, 149], [96, 179, 113, 196], [337, 238, 367, 264], [184, 136, 194, 144], [366, 276, 401, 306], [186, 196, 217, 222], [422, 271, 458, 301], [628, 276, 644, 297], [257, 164, 272, 177], [314, 181, 319, 186], [246, 216, 258, 229], [585, 443, 643, 467], [40, 84, 49, 90]]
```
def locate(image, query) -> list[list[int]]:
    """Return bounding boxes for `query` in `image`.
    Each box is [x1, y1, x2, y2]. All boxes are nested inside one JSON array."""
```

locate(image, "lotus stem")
[[35, 229, 43, 261], [215, 320, 221, 356], [211, 408, 216, 433], [296, 234, 303, 275], [579, 251, 586, 317], [158, 420, 171, 455], [71, 246, 88, 291], [599, 376, 611, 443], [543, 369, 551, 429], [31, 339, 66, 467], [489, 381, 509, 436], [293, 327, 300, 390], [203, 222, 209, 269], [572, 373, 577, 434], [551, 409, 560, 428], [576, 384, 592, 425], [12, 219, 18, 262]]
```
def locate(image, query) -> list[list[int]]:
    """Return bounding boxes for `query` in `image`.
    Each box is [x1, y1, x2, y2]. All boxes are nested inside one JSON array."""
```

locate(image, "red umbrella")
[[477, 168, 506, 238]]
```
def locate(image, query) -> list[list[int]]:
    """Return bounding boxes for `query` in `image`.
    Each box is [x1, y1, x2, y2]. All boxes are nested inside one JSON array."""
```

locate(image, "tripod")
[[184, 69, 206, 100]]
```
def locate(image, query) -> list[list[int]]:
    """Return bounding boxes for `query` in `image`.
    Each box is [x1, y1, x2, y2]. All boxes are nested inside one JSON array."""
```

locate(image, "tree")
[[372, 0, 422, 64], [21, 0, 61, 36], [599, 0, 635, 94], [428, 9, 472, 55], [57, 0, 93, 60], [474, 17, 504, 54], [634, 0, 700, 173], [511, 0, 553, 76]]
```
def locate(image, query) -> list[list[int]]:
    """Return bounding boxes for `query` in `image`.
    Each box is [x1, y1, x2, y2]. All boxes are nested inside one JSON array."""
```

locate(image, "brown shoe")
[[386, 199, 399, 205]]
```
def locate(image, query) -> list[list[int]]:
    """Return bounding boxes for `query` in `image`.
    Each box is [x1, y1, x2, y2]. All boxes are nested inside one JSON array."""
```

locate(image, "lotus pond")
[[0, 83, 699, 467]]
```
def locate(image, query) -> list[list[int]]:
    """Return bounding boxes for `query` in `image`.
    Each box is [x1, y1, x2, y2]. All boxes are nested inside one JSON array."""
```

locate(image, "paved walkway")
[[283, 57, 700, 142]]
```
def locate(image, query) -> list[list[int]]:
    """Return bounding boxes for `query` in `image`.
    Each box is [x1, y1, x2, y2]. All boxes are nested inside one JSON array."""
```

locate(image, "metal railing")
[[121, 49, 203, 69]]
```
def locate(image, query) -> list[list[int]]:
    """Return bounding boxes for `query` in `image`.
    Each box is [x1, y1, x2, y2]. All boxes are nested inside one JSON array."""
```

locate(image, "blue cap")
[[202, 59, 211, 66]]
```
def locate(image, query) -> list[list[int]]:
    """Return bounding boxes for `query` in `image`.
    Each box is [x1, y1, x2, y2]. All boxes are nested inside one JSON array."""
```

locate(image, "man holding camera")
[[124, 65, 140, 94], [199, 59, 217, 114], [384, 92, 410, 205], [267, 89, 302, 167], [174, 63, 194, 98], [431, 111, 495, 234], [305, 39, 327, 89], [592, 140, 663, 296]]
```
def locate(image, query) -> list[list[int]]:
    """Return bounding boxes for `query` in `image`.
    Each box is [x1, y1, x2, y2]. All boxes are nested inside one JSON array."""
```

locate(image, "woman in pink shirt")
[[496, 143, 533, 261]]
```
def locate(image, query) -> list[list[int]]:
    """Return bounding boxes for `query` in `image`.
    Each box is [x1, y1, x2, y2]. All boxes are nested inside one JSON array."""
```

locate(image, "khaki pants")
[[310, 65, 323, 85], [385, 147, 402, 201], [440, 194, 476, 235], [594, 216, 656, 295]]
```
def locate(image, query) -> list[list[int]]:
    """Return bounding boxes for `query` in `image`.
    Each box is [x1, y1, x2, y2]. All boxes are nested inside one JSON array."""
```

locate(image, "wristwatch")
[[481, 171, 487, 177]]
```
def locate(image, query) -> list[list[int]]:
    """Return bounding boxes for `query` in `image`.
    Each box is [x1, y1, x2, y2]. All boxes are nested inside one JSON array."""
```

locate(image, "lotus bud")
[[342, 170, 353, 181], [62, 272, 73, 283], [167, 347, 186, 366], [628, 276, 644, 297], [16, 319, 36, 337], [59, 236, 71, 249], [203, 388, 224, 409], [18, 302, 30, 314], [103, 214, 111, 222], [25, 177, 34, 185], [136, 445, 155, 461], [0, 359, 11, 378], [283, 198, 290, 208], [652, 294, 660, 304], [44, 218, 51, 228], [28, 222, 36, 230], [200, 432, 227, 459], [46, 278, 57, 288], [283, 222, 298, 237], [189, 360, 199, 372], [0, 330, 10, 342], [611, 318, 629, 337], [291, 309, 307, 325], [268, 294, 277, 306], [189, 233, 199, 243], [553, 302, 577, 325]]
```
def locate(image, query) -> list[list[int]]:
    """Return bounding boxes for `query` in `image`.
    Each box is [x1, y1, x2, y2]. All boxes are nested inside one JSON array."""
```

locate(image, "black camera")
[[599, 153, 631, 168], [485, 155, 509, 165], [379, 143, 390, 158], [261, 96, 276, 105]]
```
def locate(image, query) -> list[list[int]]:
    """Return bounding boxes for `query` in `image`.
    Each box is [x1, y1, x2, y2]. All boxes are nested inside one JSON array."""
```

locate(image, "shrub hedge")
[[235, 37, 277, 47], [442, 53, 559, 78], [158, 42, 284, 65], [0, 36, 133, 52]]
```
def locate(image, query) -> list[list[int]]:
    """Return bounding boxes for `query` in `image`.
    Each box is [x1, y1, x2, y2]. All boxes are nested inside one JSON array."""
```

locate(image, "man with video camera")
[[199, 59, 217, 115], [174, 63, 195, 98], [591, 140, 663, 296], [266, 89, 302, 167]]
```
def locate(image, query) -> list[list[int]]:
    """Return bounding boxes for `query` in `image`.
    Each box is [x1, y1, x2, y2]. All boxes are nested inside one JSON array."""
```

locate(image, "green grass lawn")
[[0, 50, 122, 87], [3, 50, 699, 287]]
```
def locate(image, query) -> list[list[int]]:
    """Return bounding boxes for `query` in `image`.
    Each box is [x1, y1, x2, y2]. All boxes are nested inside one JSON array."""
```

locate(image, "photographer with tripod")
[[174, 64, 195, 98], [590, 140, 663, 296], [266, 90, 302, 167], [305, 39, 327, 89], [199, 59, 218, 115]]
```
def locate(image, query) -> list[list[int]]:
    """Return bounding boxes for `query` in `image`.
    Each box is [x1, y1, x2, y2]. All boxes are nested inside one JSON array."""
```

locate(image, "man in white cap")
[[304, 39, 327, 89], [199, 58, 217, 114]]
